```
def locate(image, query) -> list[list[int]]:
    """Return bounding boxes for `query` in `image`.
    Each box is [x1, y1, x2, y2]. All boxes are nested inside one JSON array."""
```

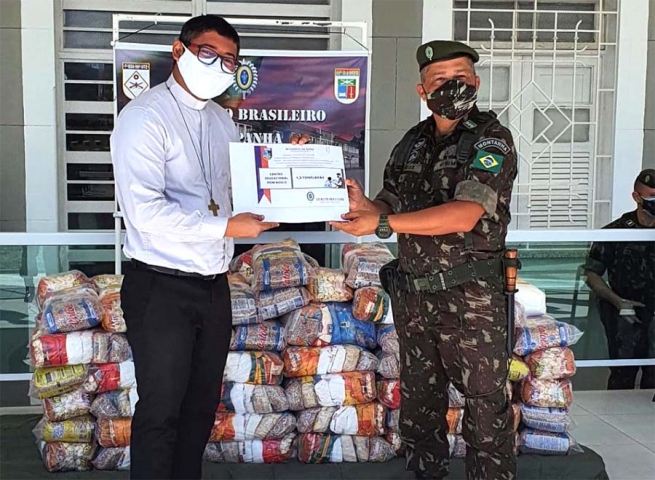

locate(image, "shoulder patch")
[[472, 150, 504, 174], [462, 119, 478, 130], [474, 138, 511, 155]]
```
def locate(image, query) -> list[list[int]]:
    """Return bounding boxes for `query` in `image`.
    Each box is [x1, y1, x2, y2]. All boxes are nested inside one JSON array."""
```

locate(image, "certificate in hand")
[[229, 143, 350, 223]]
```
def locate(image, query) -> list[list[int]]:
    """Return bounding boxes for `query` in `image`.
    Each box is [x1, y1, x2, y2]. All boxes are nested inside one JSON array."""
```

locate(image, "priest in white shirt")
[[111, 15, 278, 480]]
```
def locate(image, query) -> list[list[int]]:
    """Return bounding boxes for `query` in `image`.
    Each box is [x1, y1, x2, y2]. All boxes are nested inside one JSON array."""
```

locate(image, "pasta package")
[[82, 362, 136, 394], [352, 287, 390, 323], [43, 389, 92, 422], [297, 433, 395, 463], [257, 287, 310, 321], [377, 325, 399, 356], [508, 356, 530, 382], [329, 402, 386, 436], [230, 322, 286, 352], [520, 404, 572, 433], [521, 377, 573, 408], [91, 389, 138, 419], [326, 303, 377, 349], [38, 441, 96, 472], [282, 345, 378, 378], [283, 304, 334, 347], [210, 412, 296, 442], [519, 428, 581, 455], [31, 331, 130, 367], [218, 382, 289, 414], [91, 274, 123, 295], [285, 371, 377, 411], [251, 240, 313, 292], [308, 268, 353, 303], [42, 290, 102, 334], [377, 379, 401, 410], [296, 407, 338, 433], [204, 434, 296, 463], [229, 274, 259, 326], [92, 446, 131, 471], [524, 347, 577, 380], [36, 271, 90, 309], [30, 364, 88, 399], [99, 291, 127, 333], [224, 352, 284, 385], [514, 317, 583, 356], [447, 408, 464, 435], [376, 351, 400, 379], [33, 416, 95, 443], [96, 418, 131, 448], [342, 243, 395, 289]]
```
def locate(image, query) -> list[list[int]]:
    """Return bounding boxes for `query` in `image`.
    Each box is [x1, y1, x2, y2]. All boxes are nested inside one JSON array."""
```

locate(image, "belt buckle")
[[412, 277, 430, 292]]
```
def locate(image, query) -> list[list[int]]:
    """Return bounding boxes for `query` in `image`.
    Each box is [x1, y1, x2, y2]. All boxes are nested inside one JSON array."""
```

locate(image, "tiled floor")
[[570, 390, 655, 480]]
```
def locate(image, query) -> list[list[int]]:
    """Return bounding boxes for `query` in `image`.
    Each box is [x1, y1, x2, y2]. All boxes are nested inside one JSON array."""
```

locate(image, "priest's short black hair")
[[180, 15, 240, 51]]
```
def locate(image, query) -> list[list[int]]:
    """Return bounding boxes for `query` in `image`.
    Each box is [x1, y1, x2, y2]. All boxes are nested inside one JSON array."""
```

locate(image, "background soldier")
[[331, 41, 517, 479]]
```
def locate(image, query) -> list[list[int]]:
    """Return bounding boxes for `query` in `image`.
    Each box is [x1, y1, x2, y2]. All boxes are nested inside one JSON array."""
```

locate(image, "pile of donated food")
[[28, 240, 584, 472]]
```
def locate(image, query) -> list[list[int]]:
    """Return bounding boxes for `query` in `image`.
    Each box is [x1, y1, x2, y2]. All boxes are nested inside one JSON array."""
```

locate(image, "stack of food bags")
[[29, 271, 132, 472], [375, 325, 402, 454]]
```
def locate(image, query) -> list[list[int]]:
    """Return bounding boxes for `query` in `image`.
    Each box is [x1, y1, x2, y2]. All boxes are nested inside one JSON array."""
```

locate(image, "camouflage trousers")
[[392, 279, 516, 480]]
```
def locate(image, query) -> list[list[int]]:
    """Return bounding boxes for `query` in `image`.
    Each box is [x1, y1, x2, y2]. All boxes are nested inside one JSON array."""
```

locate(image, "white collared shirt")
[[111, 75, 237, 275]]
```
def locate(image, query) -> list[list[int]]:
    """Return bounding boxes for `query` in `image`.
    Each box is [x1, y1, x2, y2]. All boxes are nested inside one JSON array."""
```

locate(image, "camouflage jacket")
[[585, 211, 655, 316], [375, 107, 518, 275]]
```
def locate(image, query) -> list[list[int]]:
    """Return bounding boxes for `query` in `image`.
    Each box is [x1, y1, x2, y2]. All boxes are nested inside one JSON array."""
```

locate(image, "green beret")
[[416, 40, 480, 71], [636, 169, 655, 188]]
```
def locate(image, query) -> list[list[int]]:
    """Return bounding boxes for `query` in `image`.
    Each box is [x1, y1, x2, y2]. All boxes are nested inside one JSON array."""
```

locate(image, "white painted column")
[[420, 0, 453, 119], [21, 0, 58, 232], [612, 0, 650, 218]]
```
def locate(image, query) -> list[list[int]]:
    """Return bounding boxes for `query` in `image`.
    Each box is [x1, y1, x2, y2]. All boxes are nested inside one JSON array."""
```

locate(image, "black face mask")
[[424, 79, 478, 120], [640, 196, 655, 217]]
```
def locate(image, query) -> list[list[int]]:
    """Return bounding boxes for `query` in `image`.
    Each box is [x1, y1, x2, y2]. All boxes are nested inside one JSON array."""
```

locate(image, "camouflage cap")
[[416, 40, 480, 71], [636, 169, 655, 188]]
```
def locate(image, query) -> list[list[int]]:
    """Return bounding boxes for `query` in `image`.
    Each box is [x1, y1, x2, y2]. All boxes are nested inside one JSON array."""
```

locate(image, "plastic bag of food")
[[448, 383, 465, 408], [297, 433, 395, 463], [251, 240, 313, 292], [352, 287, 390, 323], [229, 252, 254, 282], [296, 407, 338, 433], [204, 434, 296, 463], [31, 331, 130, 367], [520, 404, 572, 433], [514, 317, 583, 356], [282, 346, 378, 378], [342, 243, 395, 289], [386, 408, 400, 431], [448, 434, 466, 459], [509, 356, 530, 382], [91, 389, 138, 419], [377, 325, 399, 356], [285, 371, 377, 411], [36, 271, 90, 309], [91, 274, 123, 295], [515, 300, 527, 328], [224, 352, 284, 385], [33, 415, 95, 443], [376, 351, 400, 379], [230, 322, 286, 352], [82, 362, 136, 394], [377, 379, 401, 410], [96, 418, 131, 448], [525, 347, 577, 380], [229, 274, 260, 326], [257, 287, 310, 321], [308, 268, 353, 303], [210, 412, 296, 442], [42, 290, 102, 334], [515, 280, 547, 317], [99, 291, 127, 333], [30, 365, 89, 399], [327, 303, 377, 349], [38, 441, 96, 472], [283, 304, 333, 347], [43, 389, 92, 422], [519, 428, 582, 455], [218, 383, 289, 414], [330, 402, 386, 436], [512, 402, 521, 432], [385, 432, 403, 455], [521, 377, 573, 408], [92, 446, 131, 471], [447, 408, 464, 435]]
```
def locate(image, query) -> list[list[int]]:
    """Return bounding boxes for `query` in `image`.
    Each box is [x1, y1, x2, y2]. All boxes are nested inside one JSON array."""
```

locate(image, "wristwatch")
[[375, 214, 393, 239]]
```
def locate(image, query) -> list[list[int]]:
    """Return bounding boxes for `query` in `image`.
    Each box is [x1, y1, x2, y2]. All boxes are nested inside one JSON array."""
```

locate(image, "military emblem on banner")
[[122, 62, 150, 100], [334, 68, 360, 105], [233, 60, 259, 99]]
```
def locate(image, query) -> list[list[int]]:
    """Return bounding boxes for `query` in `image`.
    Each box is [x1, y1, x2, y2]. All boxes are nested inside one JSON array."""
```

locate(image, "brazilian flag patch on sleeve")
[[473, 150, 504, 174]]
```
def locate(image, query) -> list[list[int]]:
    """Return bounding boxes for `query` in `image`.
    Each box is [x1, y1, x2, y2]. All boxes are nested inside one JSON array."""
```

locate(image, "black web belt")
[[394, 258, 504, 293]]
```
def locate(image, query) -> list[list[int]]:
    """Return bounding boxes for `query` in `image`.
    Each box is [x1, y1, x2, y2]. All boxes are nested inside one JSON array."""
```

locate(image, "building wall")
[[0, 0, 26, 232], [644, 0, 655, 170]]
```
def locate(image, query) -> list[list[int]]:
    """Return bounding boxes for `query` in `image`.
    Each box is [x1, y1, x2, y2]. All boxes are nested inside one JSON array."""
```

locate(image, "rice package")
[[448, 434, 466, 459], [38, 441, 96, 472], [520, 404, 572, 433], [229, 274, 259, 326], [519, 428, 580, 455], [352, 287, 390, 323], [33, 416, 95, 443], [521, 377, 573, 408], [31, 331, 130, 367], [251, 240, 312, 292], [82, 362, 136, 394], [525, 347, 577, 380], [308, 268, 353, 303], [257, 287, 310, 321], [204, 434, 296, 463], [218, 383, 289, 414], [91, 274, 123, 295], [282, 345, 378, 378], [296, 407, 338, 433], [285, 371, 377, 411], [447, 408, 464, 435], [514, 317, 583, 356], [210, 412, 296, 442], [91, 389, 138, 419], [36, 271, 89, 309], [229, 252, 254, 282], [99, 291, 127, 333], [377, 325, 399, 356], [297, 433, 395, 463], [342, 243, 395, 289], [230, 322, 286, 352], [30, 364, 88, 399], [326, 303, 377, 349], [43, 389, 93, 422], [377, 379, 400, 409], [92, 446, 131, 471], [508, 356, 530, 382], [42, 290, 102, 334], [329, 402, 386, 436], [96, 418, 131, 448], [448, 383, 465, 408], [283, 304, 333, 347], [376, 351, 400, 379], [224, 352, 284, 385]]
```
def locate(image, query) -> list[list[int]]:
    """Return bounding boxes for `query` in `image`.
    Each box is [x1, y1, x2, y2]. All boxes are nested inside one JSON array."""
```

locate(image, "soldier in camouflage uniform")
[[584, 169, 655, 390], [331, 41, 517, 479]]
